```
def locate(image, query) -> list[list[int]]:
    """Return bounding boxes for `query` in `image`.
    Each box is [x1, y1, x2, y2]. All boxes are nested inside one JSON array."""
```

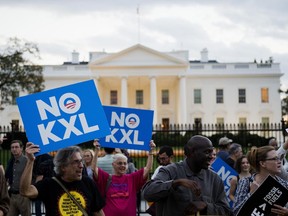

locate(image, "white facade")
[[0, 44, 283, 127]]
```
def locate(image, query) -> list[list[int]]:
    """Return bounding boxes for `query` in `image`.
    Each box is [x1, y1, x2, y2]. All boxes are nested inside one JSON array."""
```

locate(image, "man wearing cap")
[[216, 137, 233, 161]]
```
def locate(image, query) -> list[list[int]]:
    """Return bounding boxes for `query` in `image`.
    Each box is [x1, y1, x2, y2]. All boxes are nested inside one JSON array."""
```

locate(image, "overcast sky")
[[0, 0, 288, 89]]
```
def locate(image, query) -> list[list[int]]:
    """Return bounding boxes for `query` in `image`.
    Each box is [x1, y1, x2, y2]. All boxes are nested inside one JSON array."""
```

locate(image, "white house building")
[[0, 44, 283, 128]]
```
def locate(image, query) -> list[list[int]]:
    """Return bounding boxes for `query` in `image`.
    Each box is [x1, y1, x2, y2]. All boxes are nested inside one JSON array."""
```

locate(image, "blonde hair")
[[83, 149, 94, 157], [83, 149, 94, 166]]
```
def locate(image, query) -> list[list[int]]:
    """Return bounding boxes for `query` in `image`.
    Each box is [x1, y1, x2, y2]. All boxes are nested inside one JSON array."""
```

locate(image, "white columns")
[[150, 76, 157, 125], [93, 76, 100, 95], [179, 76, 187, 124], [121, 76, 128, 107]]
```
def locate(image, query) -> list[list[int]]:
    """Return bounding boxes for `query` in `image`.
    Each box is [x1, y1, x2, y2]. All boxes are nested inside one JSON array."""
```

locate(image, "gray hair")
[[228, 143, 241, 155], [112, 153, 128, 162], [53, 146, 82, 175]]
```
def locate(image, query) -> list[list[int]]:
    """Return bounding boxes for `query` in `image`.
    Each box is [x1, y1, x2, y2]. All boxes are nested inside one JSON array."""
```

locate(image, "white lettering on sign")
[[217, 166, 234, 187], [217, 166, 235, 198], [106, 112, 144, 145], [111, 112, 140, 129], [263, 187, 282, 205], [251, 203, 266, 216], [36, 93, 81, 120], [36, 93, 99, 145], [251, 207, 264, 216]]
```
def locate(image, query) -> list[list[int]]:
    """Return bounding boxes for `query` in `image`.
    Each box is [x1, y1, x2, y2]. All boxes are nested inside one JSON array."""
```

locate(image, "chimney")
[[200, 48, 208, 62], [71, 50, 79, 64]]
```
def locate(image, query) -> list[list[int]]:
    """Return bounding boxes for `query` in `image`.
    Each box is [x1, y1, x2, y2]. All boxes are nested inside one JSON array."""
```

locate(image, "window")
[[194, 89, 201, 104], [262, 117, 269, 124], [162, 118, 169, 130], [239, 117, 247, 129], [136, 90, 143, 104], [194, 118, 202, 130], [12, 91, 19, 105], [216, 89, 223, 103], [261, 88, 269, 103], [216, 117, 224, 130], [216, 117, 224, 125], [11, 119, 19, 131], [261, 117, 270, 133], [110, 90, 118, 105], [238, 89, 246, 103], [239, 117, 247, 124], [161, 90, 169, 104]]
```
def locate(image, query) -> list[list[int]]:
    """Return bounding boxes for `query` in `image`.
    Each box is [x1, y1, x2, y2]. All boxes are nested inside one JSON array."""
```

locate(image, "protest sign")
[[98, 106, 154, 151], [236, 175, 288, 216], [211, 157, 238, 207], [17, 80, 111, 155]]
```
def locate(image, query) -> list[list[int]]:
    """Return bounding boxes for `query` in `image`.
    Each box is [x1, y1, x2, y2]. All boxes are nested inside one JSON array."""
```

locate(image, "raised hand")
[[25, 142, 40, 161]]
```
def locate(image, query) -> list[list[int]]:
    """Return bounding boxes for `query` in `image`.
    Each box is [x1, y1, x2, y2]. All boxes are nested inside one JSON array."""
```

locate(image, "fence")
[[0, 122, 287, 215], [1, 122, 287, 169]]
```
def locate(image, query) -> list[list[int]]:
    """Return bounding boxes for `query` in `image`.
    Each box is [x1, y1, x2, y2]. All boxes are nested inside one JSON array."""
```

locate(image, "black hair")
[[104, 147, 115, 154], [158, 146, 174, 157]]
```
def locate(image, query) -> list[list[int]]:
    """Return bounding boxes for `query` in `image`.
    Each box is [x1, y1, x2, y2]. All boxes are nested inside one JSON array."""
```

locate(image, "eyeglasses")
[[70, 159, 84, 165], [264, 156, 283, 161], [116, 161, 127, 166], [158, 156, 169, 161]]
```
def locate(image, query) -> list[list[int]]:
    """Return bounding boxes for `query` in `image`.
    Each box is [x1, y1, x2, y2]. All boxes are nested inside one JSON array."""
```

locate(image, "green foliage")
[[0, 37, 45, 105], [152, 131, 187, 147], [281, 96, 288, 116]]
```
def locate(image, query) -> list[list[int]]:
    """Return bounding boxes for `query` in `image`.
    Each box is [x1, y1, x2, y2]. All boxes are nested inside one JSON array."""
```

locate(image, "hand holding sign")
[[17, 80, 111, 155], [25, 142, 40, 161], [149, 140, 156, 153], [271, 204, 288, 215], [236, 175, 288, 216], [99, 106, 154, 151]]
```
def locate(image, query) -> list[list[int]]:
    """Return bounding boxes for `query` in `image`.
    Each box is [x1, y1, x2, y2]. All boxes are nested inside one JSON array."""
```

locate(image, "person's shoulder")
[[160, 161, 184, 173], [81, 175, 95, 184], [203, 168, 223, 180], [20, 154, 28, 162], [238, 174, 254, 185], [35, 176, 55, 186], [98, 154, 113, 161], [230, 175, 238, 184]]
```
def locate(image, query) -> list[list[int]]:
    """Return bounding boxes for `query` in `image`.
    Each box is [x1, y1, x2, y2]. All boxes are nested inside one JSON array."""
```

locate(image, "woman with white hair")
[[92, 140, 155, 216]]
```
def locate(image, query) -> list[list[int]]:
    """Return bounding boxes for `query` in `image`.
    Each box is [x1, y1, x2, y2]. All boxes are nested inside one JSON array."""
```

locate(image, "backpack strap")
[[52, 177, 88, 216]]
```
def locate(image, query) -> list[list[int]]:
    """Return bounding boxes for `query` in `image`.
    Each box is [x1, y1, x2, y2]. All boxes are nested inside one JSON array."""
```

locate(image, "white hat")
[[219, 137, 233, 146]]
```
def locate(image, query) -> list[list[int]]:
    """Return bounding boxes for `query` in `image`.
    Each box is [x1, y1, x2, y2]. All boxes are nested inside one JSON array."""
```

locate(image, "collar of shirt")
[[183, 159, 204, 180]]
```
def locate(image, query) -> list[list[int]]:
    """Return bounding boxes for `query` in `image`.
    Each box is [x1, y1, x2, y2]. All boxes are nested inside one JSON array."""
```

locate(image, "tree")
[[0, 37, 45, 106], [279, 89, 288, 116]]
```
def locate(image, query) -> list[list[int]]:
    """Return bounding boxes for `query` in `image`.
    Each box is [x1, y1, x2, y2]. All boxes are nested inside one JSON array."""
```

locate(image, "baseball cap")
[[219, 137, 233, 146]]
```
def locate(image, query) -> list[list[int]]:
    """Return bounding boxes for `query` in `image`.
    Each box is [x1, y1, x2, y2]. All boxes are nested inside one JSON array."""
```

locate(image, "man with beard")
[[19, 143, 105, 216], [143, 135, 232, 216]]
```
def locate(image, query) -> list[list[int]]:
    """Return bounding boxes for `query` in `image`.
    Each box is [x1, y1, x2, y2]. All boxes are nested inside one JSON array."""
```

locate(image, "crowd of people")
[[1, 135, 288, 215]]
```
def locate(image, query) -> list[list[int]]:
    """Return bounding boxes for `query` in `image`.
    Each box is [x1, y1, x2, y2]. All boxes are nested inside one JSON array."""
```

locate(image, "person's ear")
[[259, 161, 265, 167]]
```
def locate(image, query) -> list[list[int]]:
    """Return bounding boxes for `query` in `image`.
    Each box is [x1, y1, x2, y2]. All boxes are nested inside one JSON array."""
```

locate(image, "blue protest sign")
[[98, 106, 154, 151], [211, 157, 238, 207], [16, 80, 111, 155]]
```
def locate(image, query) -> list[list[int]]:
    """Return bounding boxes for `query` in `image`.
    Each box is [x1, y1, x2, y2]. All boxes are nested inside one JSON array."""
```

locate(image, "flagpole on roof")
[[137, 4, 141, 44]]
